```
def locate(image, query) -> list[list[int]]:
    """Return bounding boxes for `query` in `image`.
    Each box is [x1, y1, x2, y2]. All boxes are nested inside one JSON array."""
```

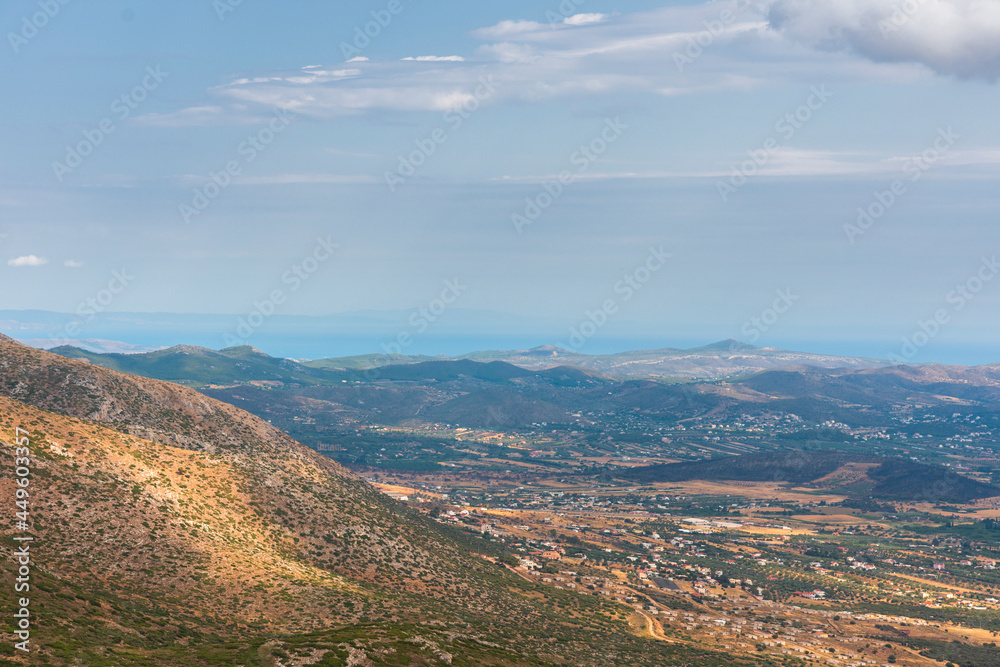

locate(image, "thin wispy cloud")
[[136, 1, 988, 129], [490, 148, 1000, 182], [233, 174, 380, 185], [401, 56, 465, 62], [130, 4, 781, 123], [132, 105, 247, 128]]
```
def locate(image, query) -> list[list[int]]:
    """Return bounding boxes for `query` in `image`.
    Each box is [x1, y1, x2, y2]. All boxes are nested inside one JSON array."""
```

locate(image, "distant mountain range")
[[44, 341, 1000, 436], [306, 339, 894, 380], [6, 308, 994, 364], [0, 308, 638, 358], [45, 338, 896, 384], [18, 337, 165, 354]]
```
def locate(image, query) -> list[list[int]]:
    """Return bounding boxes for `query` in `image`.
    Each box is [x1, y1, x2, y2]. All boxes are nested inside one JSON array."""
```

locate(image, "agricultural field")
[[373, 464, 1000, 667]]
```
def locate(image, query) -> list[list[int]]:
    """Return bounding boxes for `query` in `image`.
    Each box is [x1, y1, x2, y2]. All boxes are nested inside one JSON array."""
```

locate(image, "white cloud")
[[137, 1, 994, 126], [563, 13, 608, 26], [491, 147, 1000, 182], [132, 106, 233, 127], [769, 0, 1000, 81], [212, 5, 777, 118], [64, 259, 85, 268], [401, 55, 465, 62], [220, 70, 491, 116], [471, 20, 545, 40], [476, 42, 539, 64], [233, 174, 380, 185], [473, 12, 608, 37], [8, 255, 48, 267]]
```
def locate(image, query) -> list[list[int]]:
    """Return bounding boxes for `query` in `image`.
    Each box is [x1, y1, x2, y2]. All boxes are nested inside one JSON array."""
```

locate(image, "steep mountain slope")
[[0, 336, 743, 666], [0, 334, 508, 602], [2, 395, 636, 665]]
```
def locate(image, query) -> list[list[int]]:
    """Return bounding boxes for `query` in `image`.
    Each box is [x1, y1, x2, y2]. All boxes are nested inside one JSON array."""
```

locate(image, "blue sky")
[[2, 0, 1000, 360]]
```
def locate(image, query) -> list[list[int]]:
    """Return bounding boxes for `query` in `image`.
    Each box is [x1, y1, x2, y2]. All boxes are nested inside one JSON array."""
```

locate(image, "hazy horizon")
[[4, 0, 1000, 369], [3, 307, 999, 365]]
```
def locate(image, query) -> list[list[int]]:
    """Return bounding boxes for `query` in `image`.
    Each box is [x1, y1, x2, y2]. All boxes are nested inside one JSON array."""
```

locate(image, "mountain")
[[46, 339, 895, 386], [43, 341, 1000, 433], [46, 343, 345, 387], [366, 359, 536, 383], [618, 450, 1000, 503], [21, 338, 165, 354], [0, 335, 740, 666], [0, 308, 572, 359], [42, 342, 1000, 446], [700, 363, 1000, 426], [309, 340, 893, 381]]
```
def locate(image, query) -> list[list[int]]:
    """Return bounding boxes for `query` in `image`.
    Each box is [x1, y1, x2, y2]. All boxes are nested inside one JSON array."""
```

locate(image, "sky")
[[2, 0, 1000, 361]]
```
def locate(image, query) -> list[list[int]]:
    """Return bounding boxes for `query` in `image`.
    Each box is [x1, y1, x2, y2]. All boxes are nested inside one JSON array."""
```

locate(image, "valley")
[[33, 340, 1000, 665]]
